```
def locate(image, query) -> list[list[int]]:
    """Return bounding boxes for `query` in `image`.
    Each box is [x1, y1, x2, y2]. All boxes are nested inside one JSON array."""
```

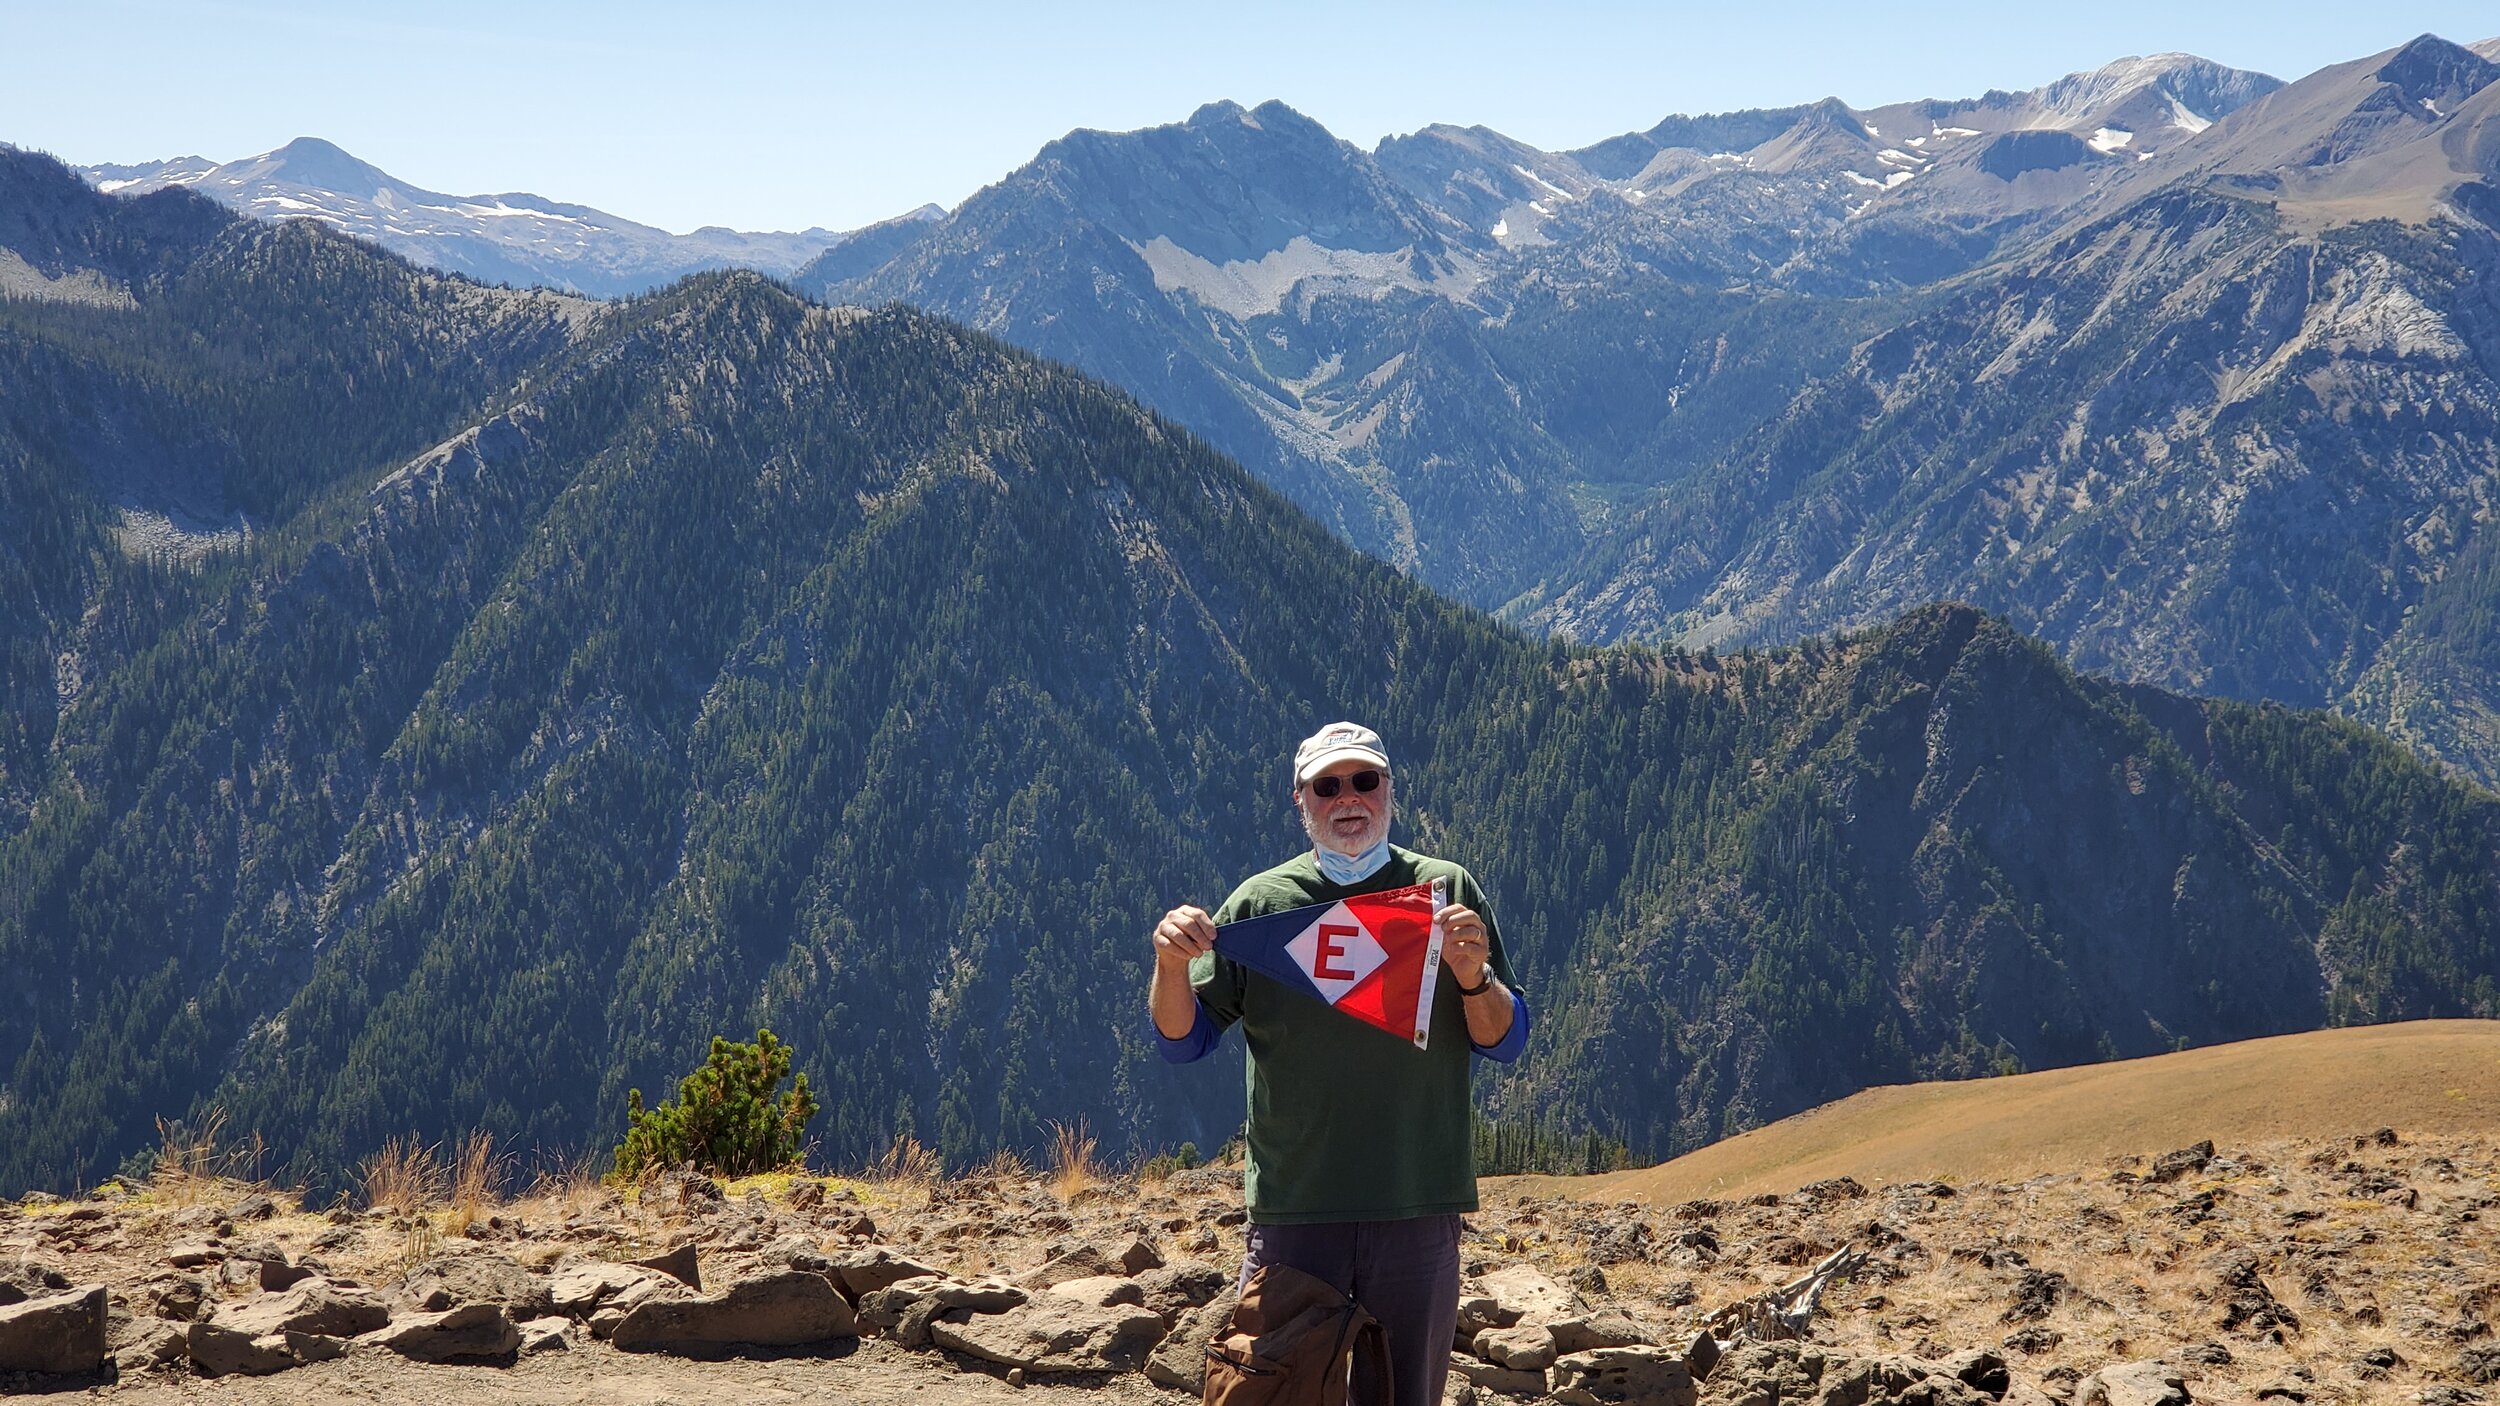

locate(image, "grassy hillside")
[[1539, 1018, 2500, 1202]]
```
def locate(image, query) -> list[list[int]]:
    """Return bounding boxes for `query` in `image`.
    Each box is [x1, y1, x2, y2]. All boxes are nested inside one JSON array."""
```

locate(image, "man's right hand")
[[1153, 904, 1216, 969]]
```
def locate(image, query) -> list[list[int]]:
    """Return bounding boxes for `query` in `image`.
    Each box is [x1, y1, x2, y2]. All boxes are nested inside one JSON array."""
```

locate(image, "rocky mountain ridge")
[[792, 34, 2500, 786], [79, 137, 942, 297]]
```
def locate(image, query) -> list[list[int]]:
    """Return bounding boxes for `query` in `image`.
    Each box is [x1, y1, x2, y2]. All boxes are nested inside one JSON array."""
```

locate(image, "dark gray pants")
[[1240, 1215, 1463, 1406]]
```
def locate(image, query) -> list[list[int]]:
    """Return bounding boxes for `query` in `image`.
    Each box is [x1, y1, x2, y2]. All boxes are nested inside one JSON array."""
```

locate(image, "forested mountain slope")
[[1, 147, 2494, 1198], [1524, 38, 2500, 781]]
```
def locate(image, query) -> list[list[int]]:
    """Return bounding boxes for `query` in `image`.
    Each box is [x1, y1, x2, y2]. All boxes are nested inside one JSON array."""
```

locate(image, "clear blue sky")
[[7, 0, 2495, 235]]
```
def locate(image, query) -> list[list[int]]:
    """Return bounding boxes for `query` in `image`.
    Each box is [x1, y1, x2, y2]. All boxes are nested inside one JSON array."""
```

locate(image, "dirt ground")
[[79, 1336, 1176, 1406]]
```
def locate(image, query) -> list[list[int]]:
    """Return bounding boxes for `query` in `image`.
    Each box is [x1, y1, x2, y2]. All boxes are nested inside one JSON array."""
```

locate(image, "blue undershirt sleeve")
[[1469, 989, 1531, 1063], [1154, 1002, 1221, 1064]]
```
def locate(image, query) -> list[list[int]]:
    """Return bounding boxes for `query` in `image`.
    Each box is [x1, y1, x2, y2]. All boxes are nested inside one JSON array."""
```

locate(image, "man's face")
[[1297, 759, 1393, 856]]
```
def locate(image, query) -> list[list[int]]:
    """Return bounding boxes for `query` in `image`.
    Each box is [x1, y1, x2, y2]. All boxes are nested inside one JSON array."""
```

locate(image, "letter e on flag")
[[1287, 903, 1386, 1002]]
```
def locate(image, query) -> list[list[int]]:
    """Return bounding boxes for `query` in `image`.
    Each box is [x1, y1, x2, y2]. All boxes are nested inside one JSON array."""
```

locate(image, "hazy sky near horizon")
[[9, 0, 2497, 234]]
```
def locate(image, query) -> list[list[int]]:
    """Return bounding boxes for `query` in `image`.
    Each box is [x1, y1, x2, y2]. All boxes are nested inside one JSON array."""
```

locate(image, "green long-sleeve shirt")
[[1189, 846, 1520, 1224]]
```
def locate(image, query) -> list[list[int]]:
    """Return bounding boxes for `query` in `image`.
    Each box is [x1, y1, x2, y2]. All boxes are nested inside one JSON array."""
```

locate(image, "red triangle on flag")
[[1332, 881, 1446, 1048]]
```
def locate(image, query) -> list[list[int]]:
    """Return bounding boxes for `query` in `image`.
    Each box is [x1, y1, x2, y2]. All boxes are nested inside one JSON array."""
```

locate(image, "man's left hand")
[[1438, 903, 1494, 989]]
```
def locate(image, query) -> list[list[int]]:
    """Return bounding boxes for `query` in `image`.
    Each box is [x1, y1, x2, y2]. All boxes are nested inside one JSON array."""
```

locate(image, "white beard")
[[1302, 798, 1393, 856]]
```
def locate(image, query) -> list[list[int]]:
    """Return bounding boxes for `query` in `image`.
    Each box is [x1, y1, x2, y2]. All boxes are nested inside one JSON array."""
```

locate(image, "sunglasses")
[[1306, 770, 1385, 799]]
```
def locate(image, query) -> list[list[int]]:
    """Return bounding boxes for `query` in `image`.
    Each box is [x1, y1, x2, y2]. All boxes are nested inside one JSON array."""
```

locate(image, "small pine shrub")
[[613, 1028, 818, 1180], [1139, 1141, 1202, 1182]]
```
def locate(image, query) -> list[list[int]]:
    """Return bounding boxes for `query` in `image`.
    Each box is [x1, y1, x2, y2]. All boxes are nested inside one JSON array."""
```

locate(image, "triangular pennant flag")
[[1214, 879, 1447, 1048]]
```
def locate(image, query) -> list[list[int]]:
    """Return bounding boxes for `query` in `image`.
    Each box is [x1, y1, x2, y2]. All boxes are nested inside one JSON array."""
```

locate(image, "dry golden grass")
[[358, 1135, 445, 1219], [447, 1130, 508, 1237], [979, 1146, 1034, 1181], [1535, 1020, 2500, 1205], [144, 1108, 273, 1208], [873, 1133, 943, 1186], [524, 1150, 609, 1220], [1048, 1120, 1098, 1202]]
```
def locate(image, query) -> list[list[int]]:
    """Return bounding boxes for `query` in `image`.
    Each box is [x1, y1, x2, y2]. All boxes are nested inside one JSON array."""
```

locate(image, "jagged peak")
[[1186, 99, 1249, 127], [1800, 97, 1870, 135], [2371, 33, 2500, 106]]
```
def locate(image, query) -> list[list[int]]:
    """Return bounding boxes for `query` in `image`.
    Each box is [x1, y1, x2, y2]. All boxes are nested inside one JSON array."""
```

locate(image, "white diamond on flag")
[[1285, 900, 1387, 1003]]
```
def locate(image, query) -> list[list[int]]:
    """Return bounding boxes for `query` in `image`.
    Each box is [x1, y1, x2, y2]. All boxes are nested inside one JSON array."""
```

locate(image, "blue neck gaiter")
[[1313, 837, 1391, 886]]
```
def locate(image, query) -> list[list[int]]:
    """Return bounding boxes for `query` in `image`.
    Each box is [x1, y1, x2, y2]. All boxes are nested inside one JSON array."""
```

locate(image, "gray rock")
[[2077, 1359, 2192, 1406], [1479, 1323, 1559, 1370], [1145, 1284, 1238, 1393], [401, 1250, 557, 1317], [517, 1316, 574, 1354], [143, 1273, 209, 1323], [930, 1295, 1167, 1373], [1550, 1308, 1657, 1355], [112, 1317, 189, 1373], [166, 1242, 224, 1269], [1681, 1328, 1720, 1382], [0, 1284, 108, 1374], [1455, 1291, 1522, 1348], [1135, 1259, 1229, 1323], [759, 1234, 833, 1273], [0, 1254, 72, 1301], [859, 1274, 1027, 1327], [229, 1238, 286, 1265], [549, 1260, 667, 1317], [2210, 1250, 2299, 1341], [609, 1269, 858, 1354], [210, 1279, 391, 1338], [587, 1273, 687, 1340], [628, 1242, 703, 1289], [166, 1206, 227, 1235], [1115, 1237, 1165, 1275], [1712, 1342, 1998, 1406], [1451, 1351, 1549, 1396], [259, 1260, 315, 1291], [1936, 1348, 2011, 1395], [1546, 1346, 1698, 1406], [1050, 1275, 1148, 1309], [187, 1323, 348, 1377], [359, 1302, 521, 1363], [229, 1193, 279, 1221], [1474, 1263, 1584, 1326], [1014, 1244, 1122, 1290], [831, 1246, 944, 1300], [2147, 1141, 2217, 1184]]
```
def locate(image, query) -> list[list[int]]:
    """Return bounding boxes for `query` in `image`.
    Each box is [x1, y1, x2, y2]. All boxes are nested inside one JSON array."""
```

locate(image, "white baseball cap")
[[1293, 721, 1392, 785]]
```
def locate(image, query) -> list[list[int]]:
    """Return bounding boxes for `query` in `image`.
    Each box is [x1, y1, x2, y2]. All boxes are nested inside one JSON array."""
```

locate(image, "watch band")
[[1456, 971, 1497, 997]]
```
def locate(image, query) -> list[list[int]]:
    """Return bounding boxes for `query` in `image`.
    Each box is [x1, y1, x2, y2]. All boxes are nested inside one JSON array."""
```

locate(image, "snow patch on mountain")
[[1133, 234, 1473, 319]]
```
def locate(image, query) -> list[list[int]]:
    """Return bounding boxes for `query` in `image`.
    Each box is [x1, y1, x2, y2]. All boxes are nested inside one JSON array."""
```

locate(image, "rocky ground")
[[0, 1127, 2489, 1404]]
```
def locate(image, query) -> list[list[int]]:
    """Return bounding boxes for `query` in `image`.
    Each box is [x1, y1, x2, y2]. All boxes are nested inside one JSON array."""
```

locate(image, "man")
[[1151, 721, 1530, 1406]]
